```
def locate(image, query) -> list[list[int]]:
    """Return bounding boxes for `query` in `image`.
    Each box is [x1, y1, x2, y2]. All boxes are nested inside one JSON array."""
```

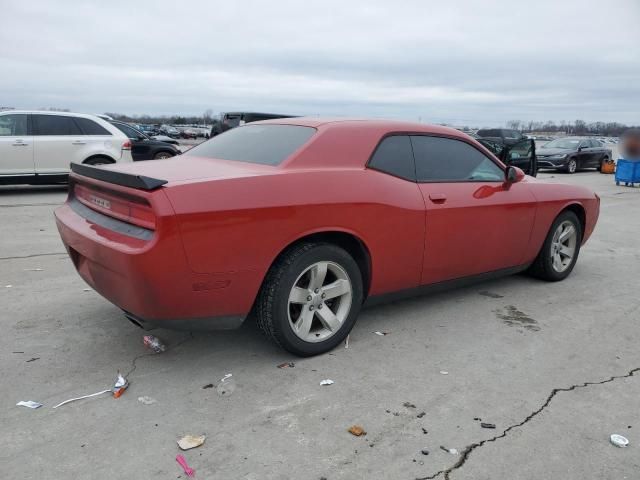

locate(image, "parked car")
[[0, 110, 132, 185], [180, 128, 198, 139], [160, 125, 180, 139], [109, 121, 180, 161], [137, 124, 160, 137], [476, 128, 525, 146], [537, 137, 612, 173], [55, 119, 599, 356], [210, 112, 295, 137]]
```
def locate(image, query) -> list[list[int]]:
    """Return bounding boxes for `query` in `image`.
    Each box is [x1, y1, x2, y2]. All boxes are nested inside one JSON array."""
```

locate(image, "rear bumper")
[[54, 200, 254, 329]]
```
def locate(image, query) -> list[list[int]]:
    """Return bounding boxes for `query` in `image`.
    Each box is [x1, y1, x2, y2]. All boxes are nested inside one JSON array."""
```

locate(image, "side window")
[[75, 117, 111, 136], [32, 115, 82, 136], [368, 135, 416, 181], [411, 136, 504, 182], [0, 114, 27, 136]]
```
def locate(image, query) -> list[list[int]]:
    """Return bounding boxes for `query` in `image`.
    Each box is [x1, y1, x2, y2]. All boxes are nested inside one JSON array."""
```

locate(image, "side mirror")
[[505, 166, 525, 183], [577, 146, 584, 152]]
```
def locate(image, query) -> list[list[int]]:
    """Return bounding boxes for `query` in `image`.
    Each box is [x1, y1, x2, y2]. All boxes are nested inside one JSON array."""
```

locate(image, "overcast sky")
[[1, 0, 639, 126]]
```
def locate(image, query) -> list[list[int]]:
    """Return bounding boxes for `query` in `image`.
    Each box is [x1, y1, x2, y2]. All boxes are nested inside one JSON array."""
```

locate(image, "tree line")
[[504, 120, 637, 136]]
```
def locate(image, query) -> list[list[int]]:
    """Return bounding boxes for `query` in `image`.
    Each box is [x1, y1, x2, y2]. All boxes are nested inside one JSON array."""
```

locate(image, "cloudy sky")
[[1, 0, 639, 126]]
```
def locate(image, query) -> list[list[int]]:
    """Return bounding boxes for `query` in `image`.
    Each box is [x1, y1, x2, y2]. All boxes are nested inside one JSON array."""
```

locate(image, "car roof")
[[0, 110, 108, 120], [256, 116, 467, 137]]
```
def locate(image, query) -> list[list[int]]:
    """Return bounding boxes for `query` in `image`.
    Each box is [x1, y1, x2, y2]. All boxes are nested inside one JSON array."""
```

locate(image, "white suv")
[[0, 110, 133, 185]]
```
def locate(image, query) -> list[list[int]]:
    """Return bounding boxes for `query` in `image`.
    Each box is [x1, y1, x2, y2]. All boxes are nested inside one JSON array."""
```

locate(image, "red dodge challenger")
[[55, 118, 600, 356]]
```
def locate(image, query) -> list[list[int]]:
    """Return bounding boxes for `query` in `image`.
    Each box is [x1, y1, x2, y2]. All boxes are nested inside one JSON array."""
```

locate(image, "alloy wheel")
[[567, 159, 577, 173], [550, 220, 577, 273], [287, 261, 352, 343]]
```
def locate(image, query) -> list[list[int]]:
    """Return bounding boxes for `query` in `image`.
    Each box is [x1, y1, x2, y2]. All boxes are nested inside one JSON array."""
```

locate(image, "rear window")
[[186, 124, 316, 165], [75, 117, 111, 135], [477, 129, 501, 138]]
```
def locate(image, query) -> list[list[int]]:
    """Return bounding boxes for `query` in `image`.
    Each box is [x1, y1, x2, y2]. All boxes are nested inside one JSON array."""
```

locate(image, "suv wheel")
[[84, 156, 112, 166], [257, 242, 363, 356]]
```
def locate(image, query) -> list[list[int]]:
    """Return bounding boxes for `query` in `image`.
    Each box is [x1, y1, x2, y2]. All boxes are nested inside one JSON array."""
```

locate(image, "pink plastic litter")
[[176, 454, 195, 478]]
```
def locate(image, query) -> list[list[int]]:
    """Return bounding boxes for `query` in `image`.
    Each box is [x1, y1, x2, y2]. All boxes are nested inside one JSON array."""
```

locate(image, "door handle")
[[72, 141, 86, 145], [429, 193, 447, 203], [12, 140, 28, 146]]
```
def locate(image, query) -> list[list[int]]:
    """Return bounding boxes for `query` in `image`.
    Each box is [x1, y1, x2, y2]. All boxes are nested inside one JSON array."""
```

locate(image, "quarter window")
[[111, 122, 143, 139], [368, 135, 416, 181], [0, 114, 27, 136], [411, 136, 504, 182], [32, 115, 82, 136], [75, 117, 111, 136]]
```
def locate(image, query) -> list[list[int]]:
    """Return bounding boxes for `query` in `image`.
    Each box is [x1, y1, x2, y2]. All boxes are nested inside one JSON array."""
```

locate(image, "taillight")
[[122, 140, 132, 150], [74, 182, 156, 230]]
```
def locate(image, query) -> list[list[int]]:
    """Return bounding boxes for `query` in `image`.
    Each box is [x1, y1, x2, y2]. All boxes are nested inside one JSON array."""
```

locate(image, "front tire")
[[528, 210, 582, 281], [154, 151, 174, 160], [256, 242, 363, 356]]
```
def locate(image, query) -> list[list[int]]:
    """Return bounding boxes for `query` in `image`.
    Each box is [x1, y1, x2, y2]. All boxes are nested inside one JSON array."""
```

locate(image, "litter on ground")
[[176, 454, 195, 477], [348, 425, 366, 436], [143, 334, 166, 353], [138, 396, 157, 405], [216, 373, 235, 396], [373, 331, 389, 336], [320, 379, 334, 386], [177, 434, 206, 451], [480, 422, 496, 429], [16, 400, 43, 409], [610, 434, 629, 448], [53, 373, 128, 408], [277, 362, 295, 369], [440, 371, 449, 375]]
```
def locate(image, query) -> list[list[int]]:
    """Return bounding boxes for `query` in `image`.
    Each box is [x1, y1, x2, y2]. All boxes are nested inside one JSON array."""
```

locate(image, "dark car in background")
[[537, 137, 612, 173], [110, 121, 180, 161], [476, 128, 525, 146], [210, 112, 295, 137]]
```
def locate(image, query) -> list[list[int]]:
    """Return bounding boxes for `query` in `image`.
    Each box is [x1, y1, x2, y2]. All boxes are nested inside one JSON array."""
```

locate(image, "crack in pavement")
[[0, 252, 66, 261], [416, 366, 640, 480]]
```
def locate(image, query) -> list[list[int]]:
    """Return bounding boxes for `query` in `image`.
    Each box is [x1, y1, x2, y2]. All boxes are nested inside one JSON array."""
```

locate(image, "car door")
[[575, 140, 593, 169], [0, 113, 34, 175], [411, 135, 538, 285], [503, 138, 537, 176], [586, 140, 603, 167], [32, 114, 84, 173]]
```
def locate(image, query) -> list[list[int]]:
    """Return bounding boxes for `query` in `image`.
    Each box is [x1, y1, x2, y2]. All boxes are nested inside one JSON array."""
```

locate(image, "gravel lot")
[[1, 169, 638, 479]]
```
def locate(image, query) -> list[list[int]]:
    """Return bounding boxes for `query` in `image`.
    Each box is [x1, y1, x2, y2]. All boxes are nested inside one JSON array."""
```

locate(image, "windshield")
[[185, 124, 316, 165], [543, 138, 582, 149]]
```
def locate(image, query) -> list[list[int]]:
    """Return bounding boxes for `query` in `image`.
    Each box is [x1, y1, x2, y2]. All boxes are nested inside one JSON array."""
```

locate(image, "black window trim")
[[366, 132, 506, 184]]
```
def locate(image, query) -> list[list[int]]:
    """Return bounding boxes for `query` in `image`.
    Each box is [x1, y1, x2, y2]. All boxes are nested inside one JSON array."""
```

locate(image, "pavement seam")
[[416, 366, 640, 480], [0, 252, 66, 260]]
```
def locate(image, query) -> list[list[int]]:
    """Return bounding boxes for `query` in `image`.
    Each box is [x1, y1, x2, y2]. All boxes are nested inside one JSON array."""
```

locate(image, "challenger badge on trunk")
[[89, 195, 111, 209]]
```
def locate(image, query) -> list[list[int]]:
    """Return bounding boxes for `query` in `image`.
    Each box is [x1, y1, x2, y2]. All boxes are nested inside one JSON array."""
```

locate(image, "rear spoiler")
[[70, 163, 167, 191]]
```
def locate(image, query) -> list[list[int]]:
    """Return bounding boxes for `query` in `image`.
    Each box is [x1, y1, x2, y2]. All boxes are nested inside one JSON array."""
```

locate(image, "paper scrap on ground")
[[320, 379, 334, 386], [373, 331, 389, 336], [138, 396, 157, 405], [16, 400, 43, 409], [177, 434, 206, 451]]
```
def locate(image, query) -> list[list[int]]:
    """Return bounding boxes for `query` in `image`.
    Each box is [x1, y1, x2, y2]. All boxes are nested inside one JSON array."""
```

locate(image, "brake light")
[[122, 140, 132, 150], [74, 182, 156, 230]]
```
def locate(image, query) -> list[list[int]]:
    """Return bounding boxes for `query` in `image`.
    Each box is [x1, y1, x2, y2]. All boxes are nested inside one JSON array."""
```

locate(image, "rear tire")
[[565, 158, 577, 174], [528, 210, 582, 281], [256, 242, 363, 356], [84, 156, 113, 166], [154, 151, 174, 160]]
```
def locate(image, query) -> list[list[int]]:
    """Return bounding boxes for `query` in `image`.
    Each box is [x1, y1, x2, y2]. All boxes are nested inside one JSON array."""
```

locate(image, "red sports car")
[[55, 119, 599, 356]]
